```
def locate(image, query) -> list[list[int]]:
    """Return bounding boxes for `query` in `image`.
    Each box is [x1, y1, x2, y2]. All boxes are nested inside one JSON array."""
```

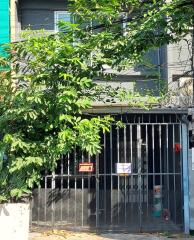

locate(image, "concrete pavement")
[[29, 230, 194, 240]]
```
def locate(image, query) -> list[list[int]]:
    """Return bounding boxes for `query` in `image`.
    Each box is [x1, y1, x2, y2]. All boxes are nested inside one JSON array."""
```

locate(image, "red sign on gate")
[[174, 143, 181, 153], [79, 163, 94, 173]]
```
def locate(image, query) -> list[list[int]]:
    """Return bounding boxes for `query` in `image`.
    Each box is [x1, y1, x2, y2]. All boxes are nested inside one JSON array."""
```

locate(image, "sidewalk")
[[29, 229, 194, 240]]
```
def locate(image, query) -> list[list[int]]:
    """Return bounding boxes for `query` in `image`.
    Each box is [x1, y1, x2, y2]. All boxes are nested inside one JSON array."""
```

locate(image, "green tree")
[[0, 27, 117, 201], [70, 0, 194, 67], [0, 0, 192, 202]]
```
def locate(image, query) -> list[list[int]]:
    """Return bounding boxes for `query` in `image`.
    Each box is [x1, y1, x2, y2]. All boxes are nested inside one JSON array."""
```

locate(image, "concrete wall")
[[167, 39, 191, 84], [20, 0, 68, 30], [166, 36, 193, 106], [20, 0, 68, 9], [10, 0, 22, 42]]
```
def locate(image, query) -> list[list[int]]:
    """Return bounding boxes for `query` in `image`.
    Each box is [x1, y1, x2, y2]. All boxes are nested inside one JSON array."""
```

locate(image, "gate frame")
[[30, 110, 190, 233], [182, 124, 190, 234]]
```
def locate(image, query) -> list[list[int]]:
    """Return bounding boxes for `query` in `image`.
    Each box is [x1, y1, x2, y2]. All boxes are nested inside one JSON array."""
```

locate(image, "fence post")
[[182, 123, 190, 234]]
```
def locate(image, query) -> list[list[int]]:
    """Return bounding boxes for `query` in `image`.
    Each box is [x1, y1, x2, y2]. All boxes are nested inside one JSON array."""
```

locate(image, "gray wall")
[[20, 0, 68, 30], [166, 36, 192, 105], [20, 0, 68, 9]]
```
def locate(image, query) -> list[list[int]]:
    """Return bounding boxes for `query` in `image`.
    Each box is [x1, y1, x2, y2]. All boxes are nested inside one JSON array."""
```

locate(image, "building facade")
[[10, 0, 192, 234]]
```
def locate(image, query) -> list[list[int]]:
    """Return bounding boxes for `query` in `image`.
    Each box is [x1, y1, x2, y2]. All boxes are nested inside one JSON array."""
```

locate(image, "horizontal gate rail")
[[42, 173, 182, 178]]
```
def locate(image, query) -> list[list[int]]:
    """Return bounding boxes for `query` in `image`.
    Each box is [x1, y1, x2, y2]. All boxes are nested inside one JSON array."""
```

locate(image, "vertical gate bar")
[[104, 133, 107, 224], [173, 125, 176, 223], [60, 156, 64, 222], [159, 124, 162, 215], [152, 125, 155, 187], [124, 126, 127, 163], [137, 124, 142, 232], [159, 125, 162, 176], [117, 128, 120, 225], [166, 125, 170, 211], [67, 153, 70, 222], [74, 149, 77, 226], [110, 126, 113, 224], [44, 173, 47, 223], [51, 171, 56, 228], [146, 125, 149, 217], [179, 124, 183, 224], [130, 125, 133, 221], [37, 185, 41, 226], [82, 151, 84, 227], [124, 126, 127, 225], [182, 123, 190, 234], [96, 154, 100, 229]]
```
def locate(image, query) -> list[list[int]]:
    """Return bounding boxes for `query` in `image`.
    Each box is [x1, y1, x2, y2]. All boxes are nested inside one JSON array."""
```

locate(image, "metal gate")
[[31, 114, 185, 232]]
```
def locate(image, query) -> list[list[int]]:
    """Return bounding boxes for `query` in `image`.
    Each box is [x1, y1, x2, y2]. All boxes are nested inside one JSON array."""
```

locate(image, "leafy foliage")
[[70, 0, 194, 68], [0, 27, 117, 202], [0, 0, 192, 202]]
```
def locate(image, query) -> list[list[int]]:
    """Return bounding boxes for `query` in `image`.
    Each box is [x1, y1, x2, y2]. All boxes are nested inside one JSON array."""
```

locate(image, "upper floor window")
[[54, 11, 73, 32]]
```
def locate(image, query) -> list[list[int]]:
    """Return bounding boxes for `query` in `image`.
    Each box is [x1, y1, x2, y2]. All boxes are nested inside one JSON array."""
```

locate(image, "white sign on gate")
[[116, 163, 132, 174]]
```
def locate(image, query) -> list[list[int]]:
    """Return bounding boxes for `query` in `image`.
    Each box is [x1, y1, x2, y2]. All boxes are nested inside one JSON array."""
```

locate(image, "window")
[[54, 11, 72, 32]]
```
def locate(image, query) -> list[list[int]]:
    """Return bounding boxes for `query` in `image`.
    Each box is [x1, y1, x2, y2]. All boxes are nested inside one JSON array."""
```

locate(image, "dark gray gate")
[[31, 114, 184, 232]]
